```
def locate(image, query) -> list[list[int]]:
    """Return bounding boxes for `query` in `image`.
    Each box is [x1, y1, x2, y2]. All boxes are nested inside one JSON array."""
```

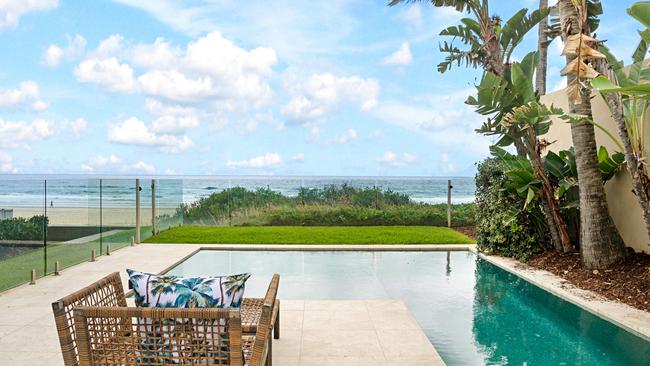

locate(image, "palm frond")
[[437, 41, 482, 73]]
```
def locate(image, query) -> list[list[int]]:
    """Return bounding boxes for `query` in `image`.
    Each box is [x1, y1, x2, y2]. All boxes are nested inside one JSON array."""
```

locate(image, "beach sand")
[[9, 207, 178, 226]]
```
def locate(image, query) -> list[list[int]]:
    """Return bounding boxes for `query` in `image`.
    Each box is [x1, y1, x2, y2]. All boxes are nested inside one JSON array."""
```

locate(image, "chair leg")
[[273, 301, 280, 340], [267, 335, 273, 366]]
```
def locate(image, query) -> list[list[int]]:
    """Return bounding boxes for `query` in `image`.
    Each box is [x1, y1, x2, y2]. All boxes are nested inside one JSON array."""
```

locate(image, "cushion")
[[127, 269, 251, 308]]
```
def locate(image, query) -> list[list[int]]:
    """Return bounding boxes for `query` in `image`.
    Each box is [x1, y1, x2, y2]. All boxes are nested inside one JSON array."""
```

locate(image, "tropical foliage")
[[590, 1, 650, 243]]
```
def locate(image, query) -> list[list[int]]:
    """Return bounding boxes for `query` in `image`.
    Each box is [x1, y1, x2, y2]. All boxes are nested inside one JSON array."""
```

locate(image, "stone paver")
[[0, 244, 445, 366]]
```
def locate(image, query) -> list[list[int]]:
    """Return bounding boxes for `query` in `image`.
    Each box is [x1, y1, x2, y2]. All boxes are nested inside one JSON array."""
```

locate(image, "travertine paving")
[[0, 244, 446, 366]]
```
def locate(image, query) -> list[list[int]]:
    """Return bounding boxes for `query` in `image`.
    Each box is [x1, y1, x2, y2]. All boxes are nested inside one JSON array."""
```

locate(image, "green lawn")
[[0, 227, 150, 292], [144, 226, 475, 245]]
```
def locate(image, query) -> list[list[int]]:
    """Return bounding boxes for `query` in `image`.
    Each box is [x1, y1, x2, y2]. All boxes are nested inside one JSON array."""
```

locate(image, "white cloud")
[[183, 32, 277, 103], [74, 57, 135, 92], [81, 154, 155, 174], [42, 34, 86, 68], [0, 0, 58, 30], [131, 37, 179, 68], [0, 152, 17, 173], [151, 114, 199, 134], [372, 90, 491, 158], [108, 117, 192, 153], [60, 118, 88, 137], [333, 128, 358, 145], [77, 32, 278, 109], [227, 152, 282, 168], [0, 81, 48, 111], [381, 42, 412, 66], [138, 70, 213, 102], [395, 4, 422, 29], [377, 151, 417, 167], [0, 118, 54, 148], [94, 34, 124, 58], [283, 73, 379, 122], [290, 153, 305, 162]]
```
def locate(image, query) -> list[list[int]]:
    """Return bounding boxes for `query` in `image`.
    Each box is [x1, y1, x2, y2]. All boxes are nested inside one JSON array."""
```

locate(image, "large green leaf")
[[628, 2, 650, 29], [597, 146, 625, 181], [591, 75, 650, 96], [510, 63, 536, 103]]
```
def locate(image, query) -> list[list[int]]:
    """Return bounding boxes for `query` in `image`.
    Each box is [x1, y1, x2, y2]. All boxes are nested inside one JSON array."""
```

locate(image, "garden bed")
[[527, 251, 650, 312]]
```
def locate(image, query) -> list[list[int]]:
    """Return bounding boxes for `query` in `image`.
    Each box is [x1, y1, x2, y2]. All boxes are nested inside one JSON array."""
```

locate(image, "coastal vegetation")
[[390, 0, 650, 269], [182, 185, 475, 227], [145, 226, 474, 245], [0, 216, 47, 241]]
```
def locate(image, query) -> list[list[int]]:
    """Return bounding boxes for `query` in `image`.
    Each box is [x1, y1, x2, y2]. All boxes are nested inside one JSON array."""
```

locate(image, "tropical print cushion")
[[127, 269, 251, 308]]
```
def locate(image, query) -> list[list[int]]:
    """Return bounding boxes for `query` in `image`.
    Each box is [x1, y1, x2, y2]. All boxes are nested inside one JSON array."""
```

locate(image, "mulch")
[[454, 226, 476, 239], [526, 250, 650, 312]]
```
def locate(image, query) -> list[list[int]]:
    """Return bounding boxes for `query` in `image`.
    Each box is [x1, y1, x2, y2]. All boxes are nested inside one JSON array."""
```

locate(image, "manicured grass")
[[144, 226, 475, 245]]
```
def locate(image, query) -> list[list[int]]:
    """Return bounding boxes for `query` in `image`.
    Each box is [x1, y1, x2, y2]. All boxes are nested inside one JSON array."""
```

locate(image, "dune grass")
[[144, 225, 475, 245]]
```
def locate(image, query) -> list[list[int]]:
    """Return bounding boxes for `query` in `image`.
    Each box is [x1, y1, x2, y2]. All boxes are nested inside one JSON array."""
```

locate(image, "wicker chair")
[[52, 272, 280, 366], [73, 307, 246, 365]]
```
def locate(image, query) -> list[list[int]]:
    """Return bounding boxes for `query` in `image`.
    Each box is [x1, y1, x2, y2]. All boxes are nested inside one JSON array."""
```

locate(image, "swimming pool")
[[167, 250, 650, 365]]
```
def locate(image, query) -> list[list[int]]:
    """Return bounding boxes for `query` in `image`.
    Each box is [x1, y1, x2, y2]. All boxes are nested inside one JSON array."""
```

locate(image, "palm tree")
[[558, 0, 626, 268]]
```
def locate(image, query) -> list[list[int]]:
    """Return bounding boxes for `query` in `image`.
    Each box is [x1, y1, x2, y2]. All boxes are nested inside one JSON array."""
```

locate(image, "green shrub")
[[0, 216, 48, 241], [183, 185, 475, 227], [475, 158, 544, 260]]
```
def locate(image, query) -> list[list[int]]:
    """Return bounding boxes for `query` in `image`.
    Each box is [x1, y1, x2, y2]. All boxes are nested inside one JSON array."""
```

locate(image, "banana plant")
[[589, 1, 650, 242]]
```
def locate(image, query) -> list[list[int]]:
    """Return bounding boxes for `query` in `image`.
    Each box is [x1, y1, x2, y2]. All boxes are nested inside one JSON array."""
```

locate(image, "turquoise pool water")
[[167, 250, 650, 365]]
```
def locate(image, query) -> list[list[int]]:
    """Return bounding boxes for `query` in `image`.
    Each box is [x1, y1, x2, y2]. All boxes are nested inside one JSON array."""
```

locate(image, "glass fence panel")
[[45, 179, 101, 273], [0, 178, 45, 291], [99, 179, 138, 250], [138, 178, 154, 242], [154, 179, 183, 233]]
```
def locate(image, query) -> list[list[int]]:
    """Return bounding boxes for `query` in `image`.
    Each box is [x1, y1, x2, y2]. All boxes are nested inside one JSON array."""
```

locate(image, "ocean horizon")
[[0, 175, 476, 208]]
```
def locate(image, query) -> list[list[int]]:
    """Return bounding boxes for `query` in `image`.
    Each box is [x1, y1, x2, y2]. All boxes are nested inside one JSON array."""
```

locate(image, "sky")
[[0, 0, 642, 177]]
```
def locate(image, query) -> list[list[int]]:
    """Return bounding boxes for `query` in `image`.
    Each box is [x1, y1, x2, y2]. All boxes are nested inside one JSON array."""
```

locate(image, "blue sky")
[[0, 0, 641, 176]]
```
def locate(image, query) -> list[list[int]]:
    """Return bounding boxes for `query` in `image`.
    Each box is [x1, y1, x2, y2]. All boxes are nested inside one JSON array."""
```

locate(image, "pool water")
[[167, 250, 650, 365]]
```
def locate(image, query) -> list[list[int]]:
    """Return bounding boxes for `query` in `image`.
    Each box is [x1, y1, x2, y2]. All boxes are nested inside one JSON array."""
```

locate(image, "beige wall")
[[541, 90, 649, 253]]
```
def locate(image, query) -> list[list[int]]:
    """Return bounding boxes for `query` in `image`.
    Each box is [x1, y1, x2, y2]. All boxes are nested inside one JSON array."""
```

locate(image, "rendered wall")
[[541, 90, 649, 253]]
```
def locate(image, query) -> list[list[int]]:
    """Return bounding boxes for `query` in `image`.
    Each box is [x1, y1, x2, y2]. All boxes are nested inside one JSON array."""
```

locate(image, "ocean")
[[0, 176, 476, 208]]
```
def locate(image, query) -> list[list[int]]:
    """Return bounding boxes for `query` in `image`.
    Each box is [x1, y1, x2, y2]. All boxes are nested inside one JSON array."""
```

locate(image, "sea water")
[[0, 175, 475, 208]]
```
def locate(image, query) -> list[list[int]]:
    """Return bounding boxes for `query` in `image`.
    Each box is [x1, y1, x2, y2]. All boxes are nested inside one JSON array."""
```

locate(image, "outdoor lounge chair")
[[52, 272, 280, 366]]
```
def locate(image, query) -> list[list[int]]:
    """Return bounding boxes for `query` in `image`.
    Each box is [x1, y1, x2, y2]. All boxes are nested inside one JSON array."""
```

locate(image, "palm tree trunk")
[[559, 0, 626, 269], [536, 0, 549, 95]]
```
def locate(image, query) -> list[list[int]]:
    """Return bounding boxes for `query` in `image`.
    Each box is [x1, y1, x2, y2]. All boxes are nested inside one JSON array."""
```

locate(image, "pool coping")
[[160, 243, 650, 343]]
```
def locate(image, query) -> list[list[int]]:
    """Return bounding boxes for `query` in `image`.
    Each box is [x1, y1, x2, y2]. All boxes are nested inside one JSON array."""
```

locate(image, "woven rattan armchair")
[[52, 272, 280, 366], [73, 307, 246, 365]]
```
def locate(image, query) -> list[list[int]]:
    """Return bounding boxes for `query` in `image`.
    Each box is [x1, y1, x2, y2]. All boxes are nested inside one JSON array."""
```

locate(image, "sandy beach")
[[8, 207, 178, 226]]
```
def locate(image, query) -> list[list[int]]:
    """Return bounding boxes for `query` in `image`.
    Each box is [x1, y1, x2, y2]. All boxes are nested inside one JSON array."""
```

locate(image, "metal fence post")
[[136, 179, 141, 244], [151, 179, 156, 236], [447, 179, 453, 228]]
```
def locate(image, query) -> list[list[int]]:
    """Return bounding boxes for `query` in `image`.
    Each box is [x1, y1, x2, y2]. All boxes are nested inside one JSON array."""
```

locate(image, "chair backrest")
[[52, 272, 127, 366], [73, 306, 244, 366], [248, 273, 280, 366]]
